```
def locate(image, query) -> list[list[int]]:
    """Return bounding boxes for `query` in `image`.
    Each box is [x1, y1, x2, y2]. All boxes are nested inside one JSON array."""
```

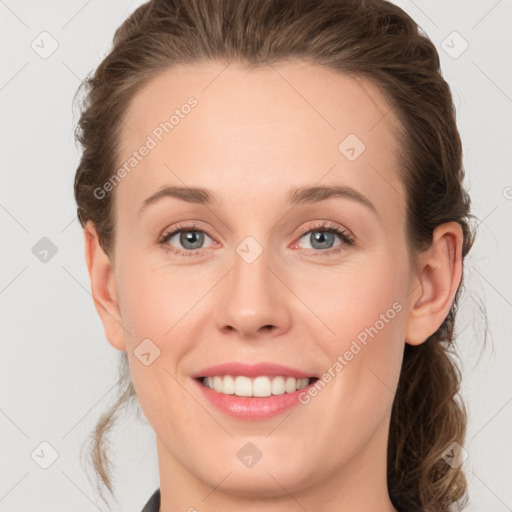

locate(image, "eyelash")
[[158, 220, 355, 258]]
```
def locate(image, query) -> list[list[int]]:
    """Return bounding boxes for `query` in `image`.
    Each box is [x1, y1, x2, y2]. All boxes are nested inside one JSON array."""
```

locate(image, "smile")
[[199, 375, 317, 397]]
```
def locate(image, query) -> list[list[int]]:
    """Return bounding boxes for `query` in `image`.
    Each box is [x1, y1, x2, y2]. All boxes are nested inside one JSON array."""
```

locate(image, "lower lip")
[[193, 378, 318, 420]]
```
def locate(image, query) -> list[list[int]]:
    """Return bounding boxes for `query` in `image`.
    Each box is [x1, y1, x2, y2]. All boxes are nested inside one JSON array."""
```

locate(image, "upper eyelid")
[[162, 221, 347, 237], [295, 221, 351, 237]]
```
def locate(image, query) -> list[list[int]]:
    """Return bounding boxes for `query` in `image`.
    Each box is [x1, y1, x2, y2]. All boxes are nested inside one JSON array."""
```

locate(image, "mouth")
[[195, 375, 320, 397], [190, 361, 321, 419]]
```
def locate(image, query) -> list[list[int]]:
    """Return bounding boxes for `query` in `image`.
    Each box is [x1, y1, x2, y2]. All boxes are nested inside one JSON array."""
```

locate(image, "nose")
[[215, 243, 292, 340]]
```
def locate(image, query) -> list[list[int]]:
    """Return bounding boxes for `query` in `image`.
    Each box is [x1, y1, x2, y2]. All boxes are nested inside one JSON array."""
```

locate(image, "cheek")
[[311, 252, 407, 340], [317, 252, 407, 397], [117, 261, 197, 429], [115, 255, 202, 343], [115, 254, 206, 400]]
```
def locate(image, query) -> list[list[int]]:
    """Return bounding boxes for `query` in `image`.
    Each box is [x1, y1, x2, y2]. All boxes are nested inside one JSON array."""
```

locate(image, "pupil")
[[312, 231, 333, 249], [181, 230, 203, 249]]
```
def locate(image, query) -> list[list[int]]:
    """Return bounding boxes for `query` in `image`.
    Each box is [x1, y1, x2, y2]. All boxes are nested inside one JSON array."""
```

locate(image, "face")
[[99, 60, 416, 498]]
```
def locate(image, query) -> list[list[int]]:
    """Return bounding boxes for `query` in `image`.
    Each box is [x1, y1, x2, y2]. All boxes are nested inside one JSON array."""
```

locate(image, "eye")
[[293, 221, 355, 255], [159, 223, 215, 258], [158, 220, 355, 258]]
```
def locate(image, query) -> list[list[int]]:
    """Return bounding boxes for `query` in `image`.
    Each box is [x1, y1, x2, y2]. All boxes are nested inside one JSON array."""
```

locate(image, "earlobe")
[[405, 222, 463, 346], [83, 222, 126, 352]]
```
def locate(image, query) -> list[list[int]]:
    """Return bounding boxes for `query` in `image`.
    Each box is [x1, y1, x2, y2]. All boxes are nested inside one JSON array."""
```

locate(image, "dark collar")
[[140, 488, 160, 512]]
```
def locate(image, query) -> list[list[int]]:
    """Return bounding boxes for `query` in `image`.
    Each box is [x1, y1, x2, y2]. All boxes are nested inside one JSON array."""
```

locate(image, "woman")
[[73, 0, 475, 510]]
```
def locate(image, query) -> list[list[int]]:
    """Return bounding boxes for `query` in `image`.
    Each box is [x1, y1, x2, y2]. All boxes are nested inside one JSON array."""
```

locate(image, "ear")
[[83, 221, 127, 352], [405, 221, 464, 346]]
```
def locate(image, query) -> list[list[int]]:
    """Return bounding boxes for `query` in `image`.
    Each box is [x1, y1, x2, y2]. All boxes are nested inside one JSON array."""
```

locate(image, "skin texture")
[[83, 60, 463, 511]]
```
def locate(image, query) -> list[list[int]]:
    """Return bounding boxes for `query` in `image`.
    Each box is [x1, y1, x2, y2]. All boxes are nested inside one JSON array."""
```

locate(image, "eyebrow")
[[137, 184, 378, 218]]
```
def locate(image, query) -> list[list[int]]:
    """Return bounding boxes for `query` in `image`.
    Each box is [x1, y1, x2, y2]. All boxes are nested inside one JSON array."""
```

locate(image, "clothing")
[[140, 488, 160, 512]]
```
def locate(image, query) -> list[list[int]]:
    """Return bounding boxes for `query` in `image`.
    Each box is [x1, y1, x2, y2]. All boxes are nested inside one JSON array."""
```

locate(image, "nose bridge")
[[215, 232, 291, 337], [234, 235, 272, 293]]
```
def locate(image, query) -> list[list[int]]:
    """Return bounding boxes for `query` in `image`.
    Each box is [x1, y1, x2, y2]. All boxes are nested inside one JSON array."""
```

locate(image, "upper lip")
[[191, 362, 318, 379]]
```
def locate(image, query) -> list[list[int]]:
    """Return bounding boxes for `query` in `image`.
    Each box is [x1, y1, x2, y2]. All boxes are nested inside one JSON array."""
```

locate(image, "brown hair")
[[73, 0, 477, 510]]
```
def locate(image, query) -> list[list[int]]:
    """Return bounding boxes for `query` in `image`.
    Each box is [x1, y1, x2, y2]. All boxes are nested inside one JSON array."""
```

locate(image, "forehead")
[[115, 60, 406, 222]]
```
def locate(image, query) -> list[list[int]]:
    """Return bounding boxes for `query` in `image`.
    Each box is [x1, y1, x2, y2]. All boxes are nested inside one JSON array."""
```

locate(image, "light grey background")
[[1, 1, 511, 511]]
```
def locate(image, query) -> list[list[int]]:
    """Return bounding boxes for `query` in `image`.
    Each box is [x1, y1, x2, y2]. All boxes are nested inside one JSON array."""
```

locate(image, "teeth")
[[201, 375, 312, 397]]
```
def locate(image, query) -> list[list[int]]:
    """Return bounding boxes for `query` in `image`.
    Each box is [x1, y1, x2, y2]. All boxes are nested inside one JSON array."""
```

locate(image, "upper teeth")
[[202, 375, 311, 397]]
